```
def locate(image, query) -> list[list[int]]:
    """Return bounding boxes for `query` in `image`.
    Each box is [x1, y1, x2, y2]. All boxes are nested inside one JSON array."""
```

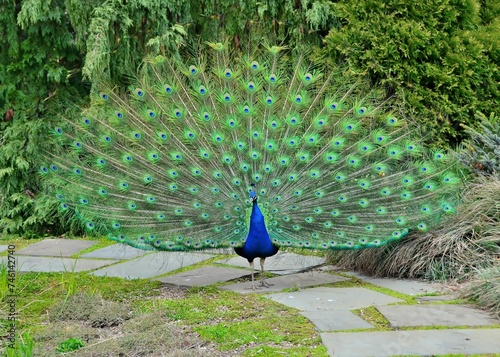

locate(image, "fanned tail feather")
[[41, 42, 462, 251]]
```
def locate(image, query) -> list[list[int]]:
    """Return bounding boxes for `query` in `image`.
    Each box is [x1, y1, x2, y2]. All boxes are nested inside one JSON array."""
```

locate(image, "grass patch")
[[49, 292, 133, 327], [0, 235, 327, 355], [3, 330, 35, 357], [9, 271, 162, 329], [196, 320, 286, 349], [135, 286, 326, 354], [351, 306, 392, 330], [1, 264, 328, 356], [33, 313, 211, 356], [194, 309, 316, 350]]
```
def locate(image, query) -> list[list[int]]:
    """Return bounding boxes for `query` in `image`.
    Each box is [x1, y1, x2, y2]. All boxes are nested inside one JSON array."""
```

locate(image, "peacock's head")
[[249, 183, 258, 203]]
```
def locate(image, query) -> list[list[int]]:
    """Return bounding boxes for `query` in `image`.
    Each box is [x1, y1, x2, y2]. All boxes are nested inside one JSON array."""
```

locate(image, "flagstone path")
[[5, 239, 500, 357]]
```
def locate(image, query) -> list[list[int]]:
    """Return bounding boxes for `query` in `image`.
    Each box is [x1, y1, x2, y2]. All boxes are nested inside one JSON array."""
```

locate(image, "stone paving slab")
[[0, 245, 9, 253], [157, 266, 248, 287], [222, 272, 348, 294], [376, 304, 500, 327], [81, 244, 150, 260], [343, 272, 440, 295], [92, 252, 214, 279], [321, 329, 500, 357], [15, 239, 97, 257], [300, 310, 374, 331], [1, 256, 117, 273], [217, 252, 324, 275], [265, 287, 404, 311]]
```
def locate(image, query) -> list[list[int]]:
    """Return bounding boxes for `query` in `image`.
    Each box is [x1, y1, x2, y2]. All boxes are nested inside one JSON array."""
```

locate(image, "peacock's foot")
[[245, 284, 261, 291], [259, 280, 274, 288]]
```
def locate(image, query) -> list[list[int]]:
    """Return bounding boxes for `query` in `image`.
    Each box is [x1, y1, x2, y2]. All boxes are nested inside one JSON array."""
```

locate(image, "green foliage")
[[0, 117, 79, 234], [185, 0, 333, 43], [0, 0, 85, 234], [3, 331, 35, 357], [324, 0, 500, 146], [56, 337, 84, 353], [456, 112, 500, 177], [0, 263, 9, 302], [80, 0, 187, 82]]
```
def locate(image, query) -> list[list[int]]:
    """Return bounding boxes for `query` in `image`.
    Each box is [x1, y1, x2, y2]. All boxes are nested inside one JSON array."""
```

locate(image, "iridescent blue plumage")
[[235, 186, 279, 289]]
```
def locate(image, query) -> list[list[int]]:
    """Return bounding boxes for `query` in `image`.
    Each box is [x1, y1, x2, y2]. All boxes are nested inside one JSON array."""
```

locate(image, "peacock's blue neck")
[[249, 200, 267, 233]]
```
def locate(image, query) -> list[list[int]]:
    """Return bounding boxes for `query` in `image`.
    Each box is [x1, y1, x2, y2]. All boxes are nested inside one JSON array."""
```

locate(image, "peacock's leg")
[[245, 260, 259, 290], [259, 258, 273, 287]]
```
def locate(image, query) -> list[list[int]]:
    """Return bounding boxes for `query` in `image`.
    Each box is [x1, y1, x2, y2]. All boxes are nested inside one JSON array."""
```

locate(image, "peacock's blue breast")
[[235, 200, 279, 261]]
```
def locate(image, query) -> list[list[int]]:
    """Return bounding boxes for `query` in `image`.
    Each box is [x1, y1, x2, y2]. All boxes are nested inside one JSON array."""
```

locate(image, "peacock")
[[41, 41, 461, 289]]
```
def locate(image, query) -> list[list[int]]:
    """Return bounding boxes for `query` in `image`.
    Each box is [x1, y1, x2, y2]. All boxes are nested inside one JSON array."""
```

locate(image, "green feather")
[[42, 41, 462, 252]]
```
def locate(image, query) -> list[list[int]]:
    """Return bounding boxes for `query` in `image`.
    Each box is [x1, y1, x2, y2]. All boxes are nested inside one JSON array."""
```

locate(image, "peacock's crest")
[[42, 41, 461, 252]]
